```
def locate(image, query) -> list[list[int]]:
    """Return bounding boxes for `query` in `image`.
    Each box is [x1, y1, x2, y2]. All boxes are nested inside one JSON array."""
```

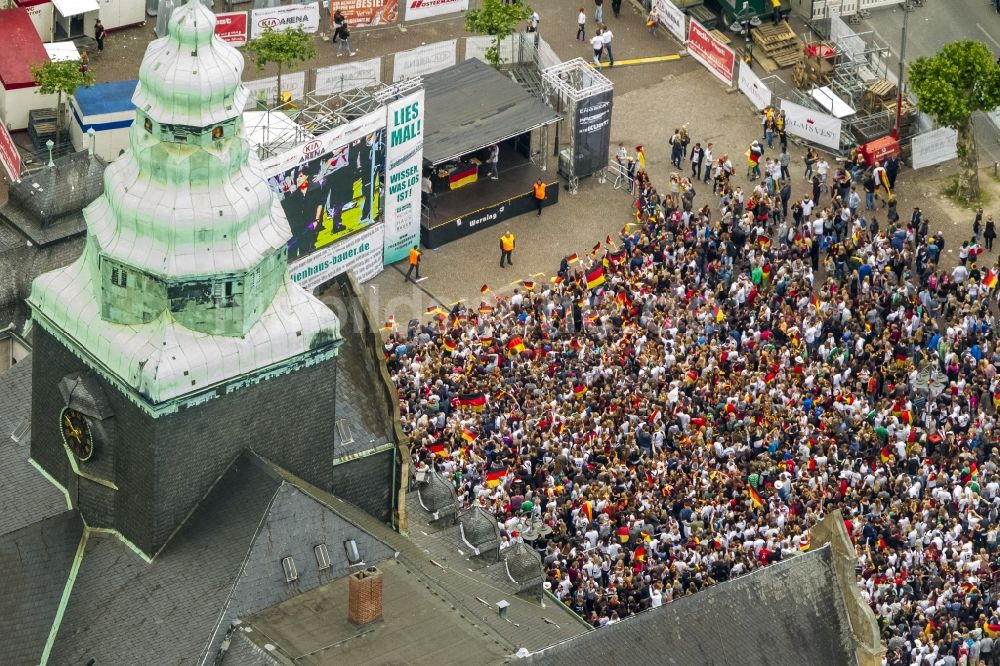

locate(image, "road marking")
[[595, 54, 682, 69], [978, 24, 1000, 50]]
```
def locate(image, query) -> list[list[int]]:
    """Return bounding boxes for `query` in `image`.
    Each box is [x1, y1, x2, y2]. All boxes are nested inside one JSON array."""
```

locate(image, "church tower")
[[27, 2, 343, 556]]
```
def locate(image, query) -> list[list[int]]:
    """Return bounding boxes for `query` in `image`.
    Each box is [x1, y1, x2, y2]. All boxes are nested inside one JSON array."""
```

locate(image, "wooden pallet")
[[866, 79, 896, 99], [751, 21, 795, 48], [751, 20, 802, 69], [710, 29, 730, 45]]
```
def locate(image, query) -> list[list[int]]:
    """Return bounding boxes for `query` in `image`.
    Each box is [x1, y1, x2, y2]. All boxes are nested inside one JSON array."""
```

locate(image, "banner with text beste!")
[[687, 19, 735, 86], [780, 99, 842, 151], [215, 12, 248, 46], [329, 0, 398, 27], [250, 2, 320, 39], [383, 90, 425, 265]]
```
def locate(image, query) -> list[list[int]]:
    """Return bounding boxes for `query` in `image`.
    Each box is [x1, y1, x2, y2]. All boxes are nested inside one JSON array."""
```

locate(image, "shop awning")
[[52, 0, 100, 17], [421, 58, 561, 166]]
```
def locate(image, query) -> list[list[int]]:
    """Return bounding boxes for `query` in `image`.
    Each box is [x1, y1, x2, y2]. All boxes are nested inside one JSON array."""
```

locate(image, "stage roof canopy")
[[421, 58, 560, 166]]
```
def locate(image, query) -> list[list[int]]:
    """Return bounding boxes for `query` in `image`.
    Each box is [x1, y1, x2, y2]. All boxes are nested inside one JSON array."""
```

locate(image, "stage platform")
[[421, 159, 559, 249]]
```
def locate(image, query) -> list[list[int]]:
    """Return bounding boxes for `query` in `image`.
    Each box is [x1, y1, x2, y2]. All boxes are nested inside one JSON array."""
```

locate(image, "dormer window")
[[111, 266, 128, 288], [212, 126, 223, 140], [144, 118, 153, 133]]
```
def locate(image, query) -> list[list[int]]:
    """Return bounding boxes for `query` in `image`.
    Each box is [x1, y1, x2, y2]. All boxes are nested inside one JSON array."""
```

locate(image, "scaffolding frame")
[[540, 59, 614, 194]]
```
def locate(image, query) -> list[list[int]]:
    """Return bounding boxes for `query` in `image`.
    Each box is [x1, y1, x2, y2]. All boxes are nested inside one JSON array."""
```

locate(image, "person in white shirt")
[[591, 31, 604, 65], [600, 26, 614, 66], [577, 8, 586, 41], [816, 158, 829, 185]]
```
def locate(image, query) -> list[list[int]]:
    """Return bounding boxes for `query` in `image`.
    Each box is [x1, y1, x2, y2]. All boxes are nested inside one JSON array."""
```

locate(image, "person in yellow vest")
[[771, 0, 782, 25], [533, 179, 547, 216], [405, 245, 421, 282], [500, 231, 515, 268]]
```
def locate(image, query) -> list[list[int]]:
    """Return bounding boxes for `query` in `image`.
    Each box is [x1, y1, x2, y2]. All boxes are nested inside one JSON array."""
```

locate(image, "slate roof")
[[46, 453, 398, 664], [0, 150, 106, 246], [0, 356, 70, 537], [0, 510, 83, 666], [525, 545, 858, 666]]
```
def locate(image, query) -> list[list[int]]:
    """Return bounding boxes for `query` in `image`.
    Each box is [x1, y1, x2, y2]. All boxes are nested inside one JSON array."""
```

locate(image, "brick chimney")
[[348, 567, 383, 626]]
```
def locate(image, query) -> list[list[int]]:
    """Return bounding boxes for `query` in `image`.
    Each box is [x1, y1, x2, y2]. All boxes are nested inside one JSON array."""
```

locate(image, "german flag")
[[550, 275, 564, 284], [606, 234, 614, 246], [986, 269, 999, 290], [507, 336, 526, 354], [799, 533, 810, 551], [985, 621, 1000, 638], [480, 335, 493, 348], [757, 234, 771, 247], [522, 280, 535, 291], [581, 500, 594, 521], [566, 253, 580, 264], [617, 526, 630, 543], [442, 337, 457, 353], [485, 468, 508, 489], [426, 305, 448, 319], [634, 545, 647, 562], [811, 293, 821, 313], [478, 302, 493, 315], [748, 486, 764, 509], [458, 393, 486, 411], [381, 318, 395, 332], [461, 427, 478, 443], [573, 384, 588, 398], [585, 265, 606, 290], [648, 409, 661, 423], [450, 164, 478, 189], [480, 284, 490, 295], [607, 249, 626, 265], [427, 443, 448, 457], [592, 241, 602, 253]]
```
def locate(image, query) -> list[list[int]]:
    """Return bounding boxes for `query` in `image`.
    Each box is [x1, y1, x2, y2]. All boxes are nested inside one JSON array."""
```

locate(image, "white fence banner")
[[911, 127, 958, 169], [404, 0, 468, 21], [780, 98, 842, 151], [392, 39, 457, 82], [738, 61, 772, 111], [243, 71, 306, 110], [465, 34, 527, 65], [249, 2, 320, 39], [288, 223, 385, 289], [383, 90, 425, 265], [653, 0, 686, 43], [859, 0, 903, 9], [314, 58, 382, 95]]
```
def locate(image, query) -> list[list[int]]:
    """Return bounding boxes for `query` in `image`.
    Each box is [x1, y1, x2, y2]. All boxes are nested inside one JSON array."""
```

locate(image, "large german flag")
[[449, 164, 478, 189], [748, 486, 764, 509], [485, 468, 508, 488], [458, 393, 486, 412], [461, 427, 478, 443], [427, 443, 448, 457], [507, 336, 526, 355], [585, 265, 606, 290]]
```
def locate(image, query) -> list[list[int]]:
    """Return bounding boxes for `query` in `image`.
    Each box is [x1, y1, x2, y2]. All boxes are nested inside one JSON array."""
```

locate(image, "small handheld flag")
[[585, 265, 606, 290]]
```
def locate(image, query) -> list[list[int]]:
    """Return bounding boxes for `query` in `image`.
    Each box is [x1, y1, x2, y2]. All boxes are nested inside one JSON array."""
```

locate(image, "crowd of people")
[[387, 119, 1000, 665]]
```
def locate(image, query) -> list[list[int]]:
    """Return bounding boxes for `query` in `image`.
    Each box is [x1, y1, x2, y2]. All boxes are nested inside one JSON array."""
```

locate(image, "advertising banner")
[[738, 61, 772, 111], [911, 127, 958, 169], [314, 58, 382, 95], [465, 34, 525, 66], [383, 90, 425, 264], [573, 89, 613, 179], [780, 99, 842, 151], [250, 2, 320, 39], [0, 121, 21, 183], [288, 223, 385, 289], [404, 0, 468, 21], [329, 0, 398, 27], [687, 19, 735, 86], [653, 0, 686, 43], [243, 71, 306, 110], [265, 110, 387, 261], [392, 39, 457, 82], [215, 11, 248, 46]]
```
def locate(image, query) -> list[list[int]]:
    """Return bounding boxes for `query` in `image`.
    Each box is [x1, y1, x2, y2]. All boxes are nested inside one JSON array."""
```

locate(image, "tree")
[[909, 40, 1000, 204], [465, 0, 532, 68], [31, 60, 95, 153], [243, 27, 316, 108]]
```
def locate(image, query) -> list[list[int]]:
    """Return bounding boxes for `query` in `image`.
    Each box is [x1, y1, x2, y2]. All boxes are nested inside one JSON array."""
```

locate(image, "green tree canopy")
[[909, 40, 1000, 203], [31, 59, 95, 152], [244, 27, 316, 108], [465, 0, 532, 68]]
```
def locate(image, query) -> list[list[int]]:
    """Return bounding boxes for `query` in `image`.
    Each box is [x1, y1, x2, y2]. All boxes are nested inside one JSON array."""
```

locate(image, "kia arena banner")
[[404, 0, 468, 21], [383, 90, 425, 265], [687, 20, 735, 86], [738, 61, 772, 111], [264, 110, 387, 260], [653, 0, 686, 43], [329, 0, 398, 27], [780, 99, 843, 152], [392, 39, 457, 82], [215, 11, 248, 46], [250, 2, 320, 39], [288, 223, 385, 289]]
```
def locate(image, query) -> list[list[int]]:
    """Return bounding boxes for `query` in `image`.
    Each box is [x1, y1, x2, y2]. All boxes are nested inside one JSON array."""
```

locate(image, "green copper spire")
[[28, 1, 340, 408]]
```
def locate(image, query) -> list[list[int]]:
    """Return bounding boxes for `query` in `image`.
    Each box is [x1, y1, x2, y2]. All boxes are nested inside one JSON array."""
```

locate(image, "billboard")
[[329, 0, 398, 27], [266, 112, 387, 261], [738, 61, 772, 111], [250, 2, 320, 39], [392, 39, 457, 82], [289, 223, 385, 289], [687, 19, 735, 86], [215, 11, 248, 46], [314, 58, 382, 95], [780, 99, 842, 151], [383, 90, 425, 264], [573, 89, 613, 179], [653, 0, 686, 43], [0, 121, 21, 183], [404, 0, 468, 21], [911, 127, 958, 169]]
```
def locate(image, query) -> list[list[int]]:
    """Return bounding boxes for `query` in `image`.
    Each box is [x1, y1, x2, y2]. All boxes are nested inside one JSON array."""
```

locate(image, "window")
[[281, 556, 298, 583], [224, 281, 233, 298], [111, 266, 128, 288], [212, 126, 224, 140], [336, 419, 354, 446], [173, 134, 187, 143], [144, 118, 152, 133], [314, 544, 332, 570]]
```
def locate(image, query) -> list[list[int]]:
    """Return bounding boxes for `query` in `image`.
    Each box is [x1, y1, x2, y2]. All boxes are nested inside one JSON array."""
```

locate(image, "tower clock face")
[[60, 408, 95, 462]]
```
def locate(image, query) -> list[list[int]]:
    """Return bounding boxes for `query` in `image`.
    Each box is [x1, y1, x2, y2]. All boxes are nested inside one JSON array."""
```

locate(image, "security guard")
[[533, 179, 547, 216], [500, 231, 515, 268], [405, 245, 421, 282], [771, 0, 782, 25]]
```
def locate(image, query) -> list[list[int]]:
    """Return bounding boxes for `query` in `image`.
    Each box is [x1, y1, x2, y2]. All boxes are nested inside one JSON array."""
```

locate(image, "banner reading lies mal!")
[[383, 89, 425, 265]]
